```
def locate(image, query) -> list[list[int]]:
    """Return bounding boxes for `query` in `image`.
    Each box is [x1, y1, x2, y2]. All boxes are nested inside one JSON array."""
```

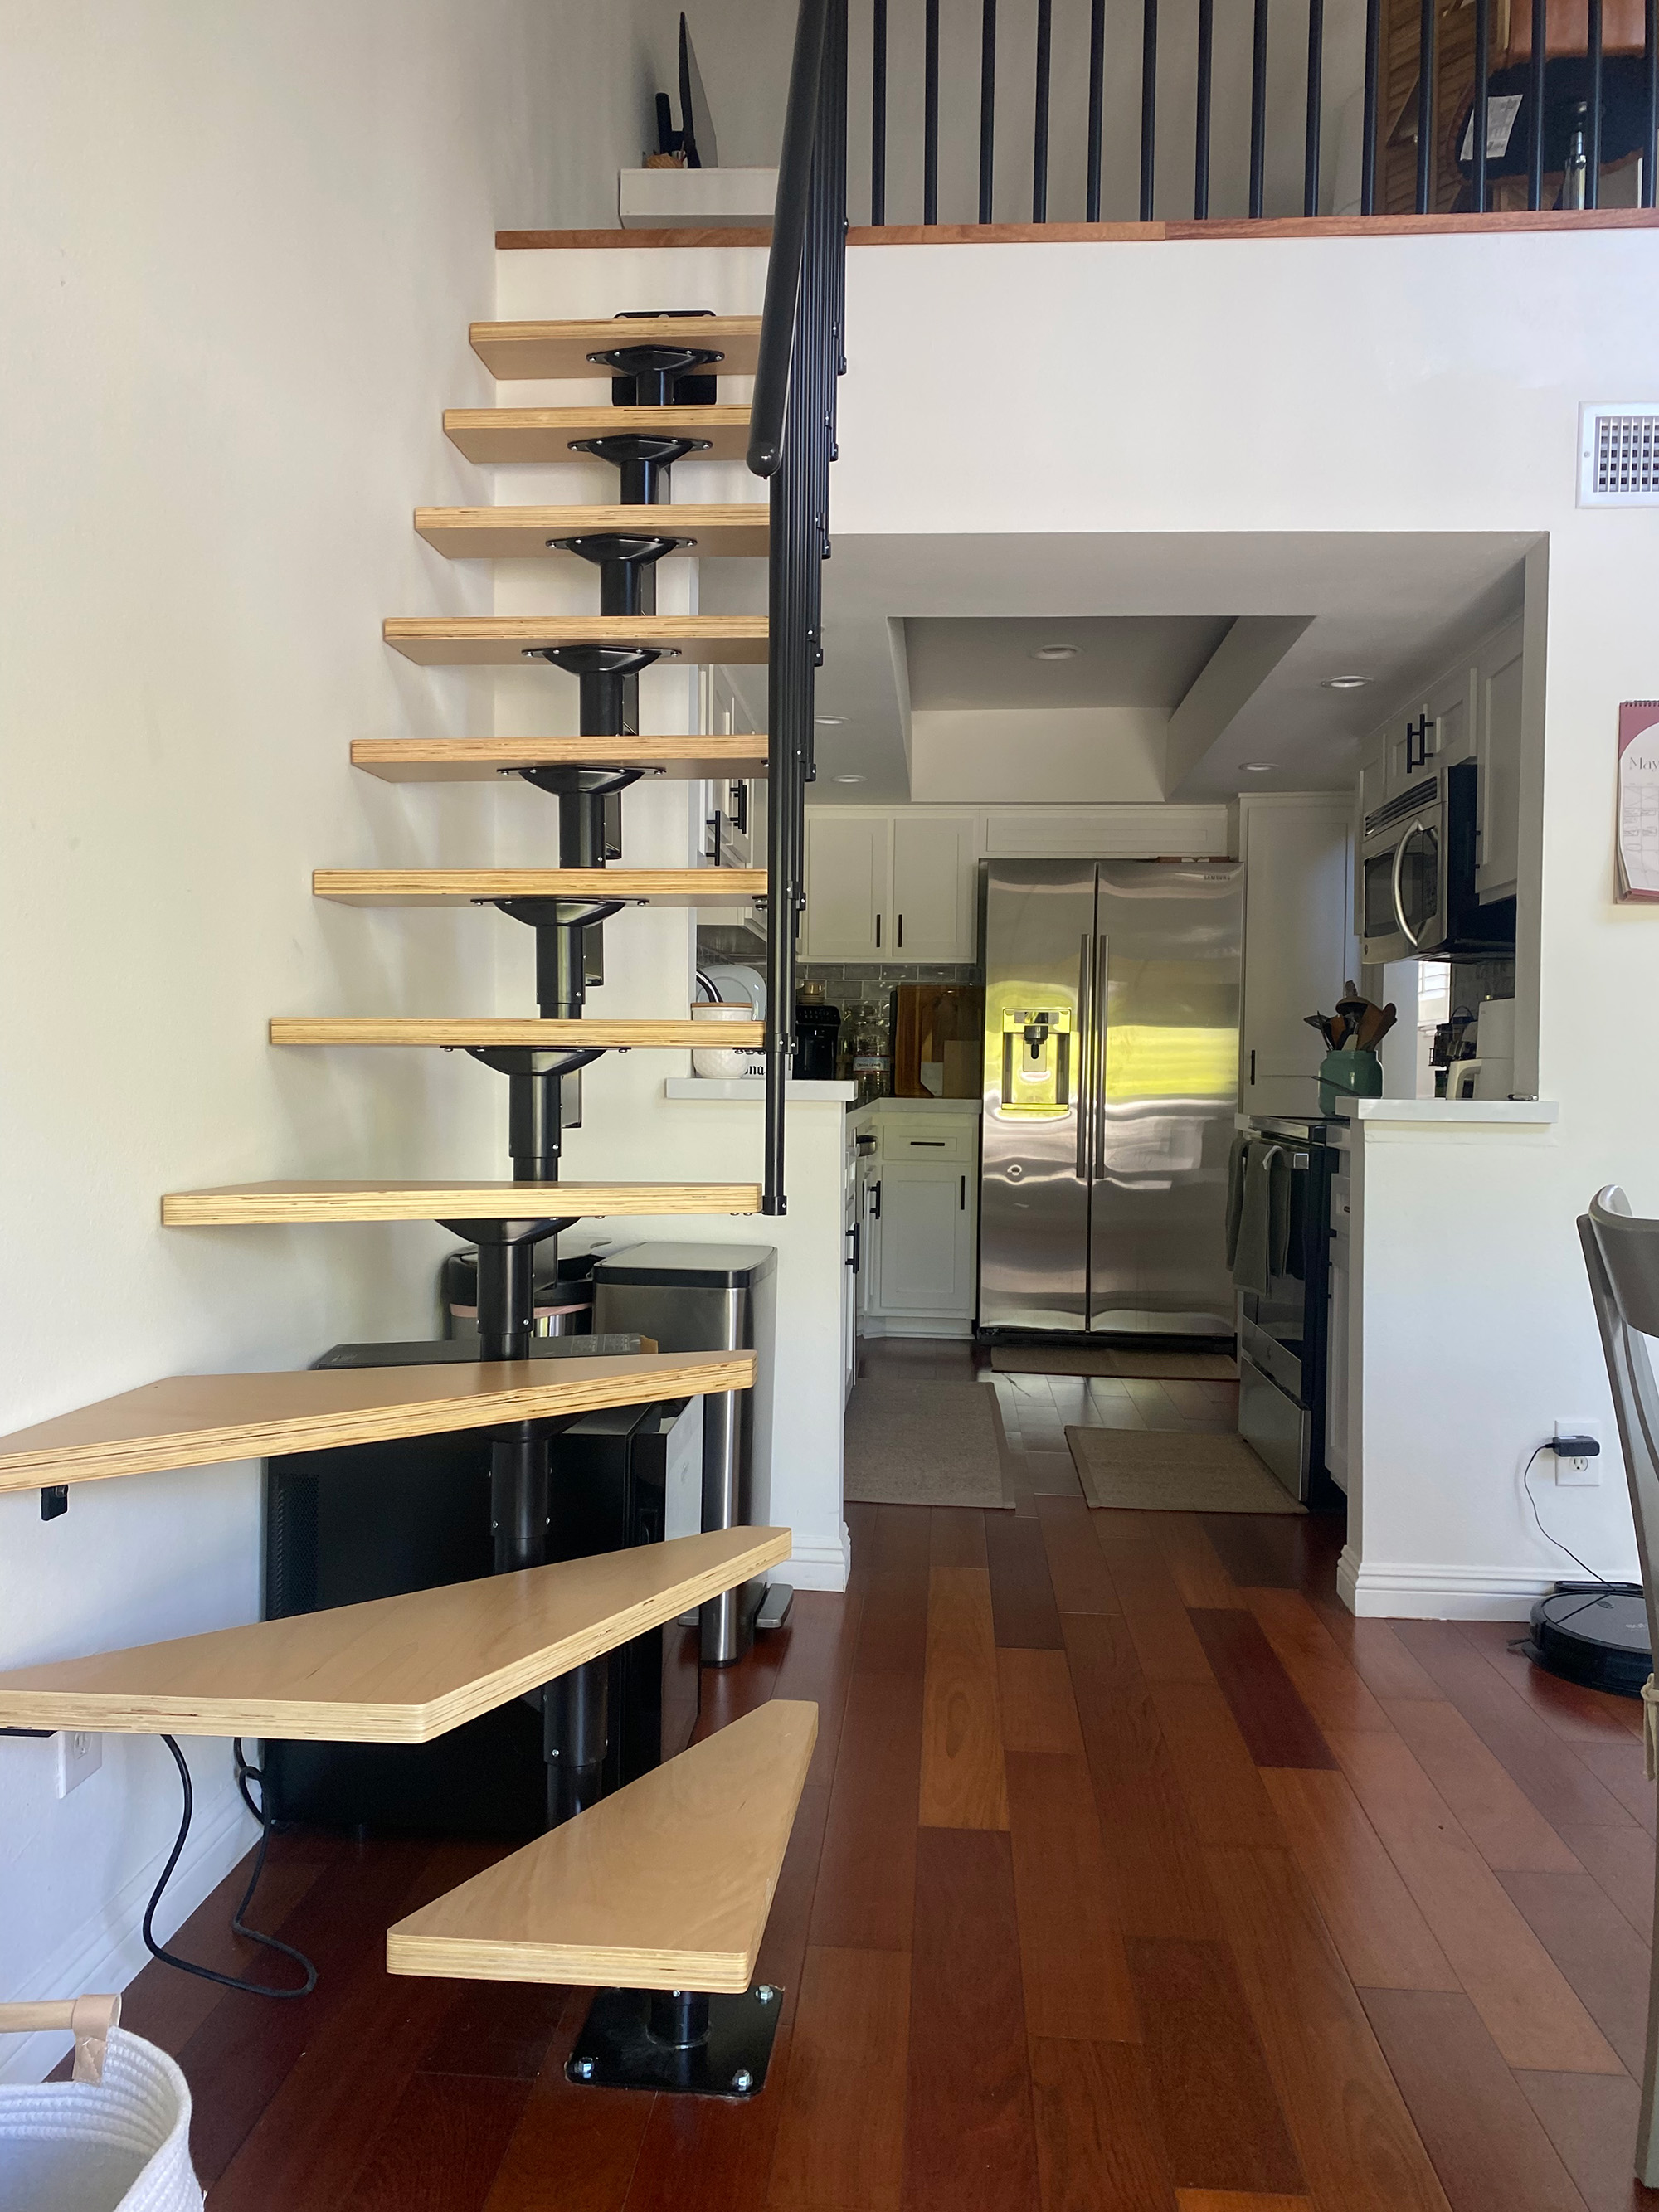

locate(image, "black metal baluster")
[[925, 0, 940, 221], [1305, 0, 1324, 213], [1250, 0, 1269, 216], [980, 0, 998, 221], [1588, 0, 1603, 205], [871, 0, 887, 223], [1527, 0, 1546, 207], [1361, 0, 1380, 211], [1645, 0, 1657, 205], [1416, 0, 1436, 211], [1472, 0, 1491, 209], [1087, 0, 1107, 218], [1141, 0, 1158, 217], [1034, 0, 1053, 220], [1195, 0, 1214, 216]]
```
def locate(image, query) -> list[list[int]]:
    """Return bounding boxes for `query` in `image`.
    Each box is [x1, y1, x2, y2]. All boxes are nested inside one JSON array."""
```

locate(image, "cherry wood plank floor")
[[104, 1345, 1659, 2212]]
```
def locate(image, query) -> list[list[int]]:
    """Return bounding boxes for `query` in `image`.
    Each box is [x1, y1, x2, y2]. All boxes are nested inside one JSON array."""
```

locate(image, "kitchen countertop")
[[849, 1095, 982, 1125], [663, 1077, 855, 1101]]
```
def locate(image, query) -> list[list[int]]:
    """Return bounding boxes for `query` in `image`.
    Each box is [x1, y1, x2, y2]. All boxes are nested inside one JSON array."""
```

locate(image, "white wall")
[[825, 229, 1659, 1613], [0, 0, 674, 2078]]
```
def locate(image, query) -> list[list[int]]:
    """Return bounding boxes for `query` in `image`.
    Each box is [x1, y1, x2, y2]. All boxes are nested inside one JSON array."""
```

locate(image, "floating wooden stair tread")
[[162, 1179, 761, 1225], [445, 405, 751, 464], [0, 1527, 788, 1740], [313, 868, 767, 908], [470, 318, 761, 382], [270, 1016, 763, 1048], [416, 504, 767, 561], [383, 616, 768, 667], [387, 1699, 817, 1990], [0, 1349, 754, 1494], [351, 736, 769, 782]]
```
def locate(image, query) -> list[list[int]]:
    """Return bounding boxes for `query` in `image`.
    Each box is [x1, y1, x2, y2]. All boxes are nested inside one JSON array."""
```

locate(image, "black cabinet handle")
[[898, 913, 904, 949], [1250, 1048, 1257, 1086], [730, 780, 748, 835], [875, 912, 881, 948], [871, 1179, 882, 1220], [960, 1174, 966, 1211], [846, 1221, 861, 1273]]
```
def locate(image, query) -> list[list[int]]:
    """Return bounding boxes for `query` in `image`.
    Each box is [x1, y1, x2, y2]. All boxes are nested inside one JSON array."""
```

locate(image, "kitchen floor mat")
[[844, 1377, 1010, 1509], [991, 1344, 1238, 1380], [1065, 1425, 1303, 1514]]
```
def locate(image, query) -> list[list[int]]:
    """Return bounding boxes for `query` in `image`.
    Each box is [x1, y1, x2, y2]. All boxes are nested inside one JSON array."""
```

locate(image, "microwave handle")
[[1391, 819, 1426, 949]]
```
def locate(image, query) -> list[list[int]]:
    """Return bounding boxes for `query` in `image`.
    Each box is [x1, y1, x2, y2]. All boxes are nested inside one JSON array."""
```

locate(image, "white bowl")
[[691, 1001, 766, 1080]]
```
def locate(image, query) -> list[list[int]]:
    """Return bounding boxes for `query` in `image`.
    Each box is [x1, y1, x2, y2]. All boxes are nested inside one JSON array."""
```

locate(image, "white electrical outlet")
[[56, 1729, 102, 1797], [1554, 1418, 1603, 1486]]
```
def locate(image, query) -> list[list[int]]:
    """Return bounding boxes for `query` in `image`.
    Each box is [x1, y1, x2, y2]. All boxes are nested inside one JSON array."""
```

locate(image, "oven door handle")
[[1391, 819, 1427, 949]]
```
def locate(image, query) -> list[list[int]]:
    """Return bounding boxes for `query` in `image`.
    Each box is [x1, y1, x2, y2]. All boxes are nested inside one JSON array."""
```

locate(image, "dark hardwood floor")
[[108, 1339, 1659, 2212]]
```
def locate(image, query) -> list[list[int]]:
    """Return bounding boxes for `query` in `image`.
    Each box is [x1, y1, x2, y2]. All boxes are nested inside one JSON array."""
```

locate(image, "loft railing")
[[749, 0, 848, 1215], [860, 0, 1657, 219]]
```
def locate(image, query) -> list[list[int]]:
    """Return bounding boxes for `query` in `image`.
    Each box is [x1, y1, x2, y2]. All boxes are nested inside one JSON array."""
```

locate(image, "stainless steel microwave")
[[1360, 759, 1515, 965]]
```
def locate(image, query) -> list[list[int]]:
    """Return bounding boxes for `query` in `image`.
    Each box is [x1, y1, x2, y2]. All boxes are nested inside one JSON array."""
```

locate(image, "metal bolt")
[[756, 1985, 778, 2005], [731, 2067, 754, 2094], [571, 2055, 595, 2082]]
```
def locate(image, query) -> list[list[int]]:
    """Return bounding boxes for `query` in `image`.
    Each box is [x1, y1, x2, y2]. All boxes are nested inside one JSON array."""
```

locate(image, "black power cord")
[[141, 1735, 317, 1999], [1511, 1441, 1618, 1650]]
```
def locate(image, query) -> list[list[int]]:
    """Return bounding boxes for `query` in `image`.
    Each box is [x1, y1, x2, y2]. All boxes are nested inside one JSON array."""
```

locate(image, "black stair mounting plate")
[[567, 1986, 784, 2098]]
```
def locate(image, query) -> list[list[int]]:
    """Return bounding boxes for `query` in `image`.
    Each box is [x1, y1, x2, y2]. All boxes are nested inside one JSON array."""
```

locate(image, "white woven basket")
[[0, 2001, 202, 2212]]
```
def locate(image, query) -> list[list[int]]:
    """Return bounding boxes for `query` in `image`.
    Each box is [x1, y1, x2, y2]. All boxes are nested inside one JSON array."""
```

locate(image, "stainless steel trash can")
[[591, 1242, 777, 1665]]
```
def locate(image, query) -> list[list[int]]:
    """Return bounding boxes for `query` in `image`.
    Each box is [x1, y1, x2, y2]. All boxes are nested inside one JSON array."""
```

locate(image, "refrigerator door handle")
[[1075, 933, 1093, 1179], [1092, 935, 1110, 1181]]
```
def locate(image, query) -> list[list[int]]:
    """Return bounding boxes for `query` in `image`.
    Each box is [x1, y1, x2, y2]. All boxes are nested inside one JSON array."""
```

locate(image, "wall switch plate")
[[1554, 1418, 1603, 1485], [56, 1729, 101, 1797]]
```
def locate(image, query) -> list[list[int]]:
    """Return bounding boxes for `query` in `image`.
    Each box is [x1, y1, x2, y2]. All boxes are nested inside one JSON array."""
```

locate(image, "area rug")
[[844, 1377, 1010, 1508], [1065, 1424, 1303, 1514], [991, 1344, 1238, 1381]]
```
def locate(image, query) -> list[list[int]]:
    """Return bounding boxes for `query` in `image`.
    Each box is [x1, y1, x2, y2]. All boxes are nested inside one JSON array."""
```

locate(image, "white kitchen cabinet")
[[872, 1159, 976, 1320], [1475, 618, 1524, 902], [801, 814, 891, 959], [890, 813, 977, 960], [801, 809, 976, 962], [1239, 795, 1358, 1119], [1383, 665, 1472, 804], [850, 1107, 980, 1337]]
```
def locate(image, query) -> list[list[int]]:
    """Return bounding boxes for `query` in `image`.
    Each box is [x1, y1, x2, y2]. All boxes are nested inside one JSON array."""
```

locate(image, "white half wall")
[[0, 0, 673, 2078]]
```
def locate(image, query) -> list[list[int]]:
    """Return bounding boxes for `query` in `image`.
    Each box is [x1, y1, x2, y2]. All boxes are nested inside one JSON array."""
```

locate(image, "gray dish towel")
[[1232, 1140, 1292, 1293], [1224, 1132, 1249, 1269]]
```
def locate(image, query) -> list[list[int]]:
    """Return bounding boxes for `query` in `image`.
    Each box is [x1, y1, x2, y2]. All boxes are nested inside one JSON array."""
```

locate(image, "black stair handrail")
[[749, 0, 847, 1217]]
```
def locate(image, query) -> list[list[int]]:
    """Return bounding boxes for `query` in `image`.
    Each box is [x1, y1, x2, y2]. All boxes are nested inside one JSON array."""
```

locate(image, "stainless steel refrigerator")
[[979, 858, 1243, 1337]]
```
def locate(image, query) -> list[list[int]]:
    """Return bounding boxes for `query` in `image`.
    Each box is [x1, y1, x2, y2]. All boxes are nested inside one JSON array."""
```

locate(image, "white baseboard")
[[0, 1782, 257, 2084], [1339, 1544, 1554, 1620], [786, 1526, 851, 1592]]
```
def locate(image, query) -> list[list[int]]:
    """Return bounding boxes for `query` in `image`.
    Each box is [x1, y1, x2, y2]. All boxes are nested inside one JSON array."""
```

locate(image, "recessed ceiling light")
[[833, 773, 865, 784], [1241, 763, 1278, 773], [1321, 675, 1370, 690], [1030, 644, 1081, 661], [815, 715, 844, 725]]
